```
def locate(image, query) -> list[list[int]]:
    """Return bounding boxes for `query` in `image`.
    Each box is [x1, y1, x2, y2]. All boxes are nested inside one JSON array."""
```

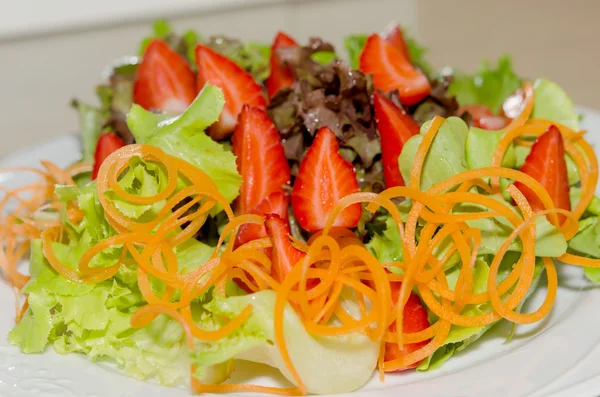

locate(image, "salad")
[[2, 20, 600, 395]]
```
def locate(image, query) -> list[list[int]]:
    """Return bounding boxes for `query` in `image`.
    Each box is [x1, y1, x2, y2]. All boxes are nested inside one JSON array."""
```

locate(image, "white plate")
[[1, 109, 600, 397]]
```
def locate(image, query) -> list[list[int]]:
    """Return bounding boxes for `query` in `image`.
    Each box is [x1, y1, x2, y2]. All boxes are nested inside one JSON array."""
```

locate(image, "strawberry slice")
[[234, 191, 289, 249], [385, 286, 431, 370], [382, 24, 411, 63], [265, 32, 298, 99], [459, 105, 509, 130], [133, 39, 196, 114], [265, 214, 306, 283], [359, 34, 430, 106], [195, 45, 266, 140], [291, 127, 362, 232], [232, 105, 291, 215], [514, 125, 571, 220], [373, 92, 420, 188], [91, 132, 126, 180]]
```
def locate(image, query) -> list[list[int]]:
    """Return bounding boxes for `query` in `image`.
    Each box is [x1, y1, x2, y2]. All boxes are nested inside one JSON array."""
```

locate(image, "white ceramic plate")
[[1, 109, 600, 397]]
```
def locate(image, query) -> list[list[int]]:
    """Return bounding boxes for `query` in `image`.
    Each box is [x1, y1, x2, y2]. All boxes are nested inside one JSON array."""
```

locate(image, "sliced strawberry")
[[234, 191, 289, 249], [195, 45, 266, 140], [385, 288, 431, 371], [382, 24, 411, 63], [133, 39, 196, 114], [459, 105, 509, 130], [232, 106, 291, 215], [514, 125, 571, 220], [265, 32, 298, 99], [359, 34, 430, 106], [265, 214, 306, 283], [373, 92, 420, 188], [291, 127, 362, 232], [92, 132, 126, 180]]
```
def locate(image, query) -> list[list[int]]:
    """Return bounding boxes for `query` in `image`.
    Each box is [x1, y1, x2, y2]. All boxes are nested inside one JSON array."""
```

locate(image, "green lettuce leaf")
[[566, 216, 600, 282], [419, 255, 545, 370], [454, 194, 567, 257], [570, 187, 600, 217], [465, 127, 516, 171], [344, 35, 367, 69], [128, 84, 242, 203], [365, 216, 403, 263], [11, 175, 217, 384], [399, 117, 469, 191], [448, 55, 521, 113], [191, 290, 379, 394], [10, 240, 188, 385], [531, 78, 579, 131]]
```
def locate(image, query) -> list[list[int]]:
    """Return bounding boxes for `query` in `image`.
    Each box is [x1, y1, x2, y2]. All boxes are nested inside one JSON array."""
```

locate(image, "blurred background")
[[1, 0, 598, 156]]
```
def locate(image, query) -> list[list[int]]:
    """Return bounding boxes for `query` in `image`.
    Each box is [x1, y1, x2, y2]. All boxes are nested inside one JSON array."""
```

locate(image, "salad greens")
[[9, 18, 600, 396], [532, 78, 580, 130], [448, 55, 522, 114], [128, 84, 242, 204], [448, 55, 521, 113], [399, 116, 469, 191]]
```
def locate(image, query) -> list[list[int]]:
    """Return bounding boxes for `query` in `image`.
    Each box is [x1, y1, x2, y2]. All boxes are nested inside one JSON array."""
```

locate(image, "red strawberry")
[[92, 132, 126, 180], [265, 32, 298, 98], [265, 214, 306, 283], [514, 125, 571, 220], [291, 127, 362, 232], [359, 34, 430, 106], [459, 105, 509, 130], [385, 287, 431, 371], [373, 92, 420, 188], [195, 45, 266, 140], [133, 39, 196, 114], [382, 24, 411, 62], [232, 106, 291, 215], [234, 191, 289, 249]]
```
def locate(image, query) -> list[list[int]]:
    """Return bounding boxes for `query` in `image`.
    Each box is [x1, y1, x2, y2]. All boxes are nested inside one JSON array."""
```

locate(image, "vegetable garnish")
[[5, 21, 600, 396], [4, 94, 599, 393]]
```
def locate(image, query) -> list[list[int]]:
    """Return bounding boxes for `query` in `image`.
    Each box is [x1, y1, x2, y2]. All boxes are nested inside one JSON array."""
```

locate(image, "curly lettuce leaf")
[[448, 55, 521, 113], [9, 241, 188, 385], [399, 116, 469, 191], [11, 177, 216, 384], [206, 37, 271, 81], [128, 84, 242, 203], [191, 290, 379, 394]]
